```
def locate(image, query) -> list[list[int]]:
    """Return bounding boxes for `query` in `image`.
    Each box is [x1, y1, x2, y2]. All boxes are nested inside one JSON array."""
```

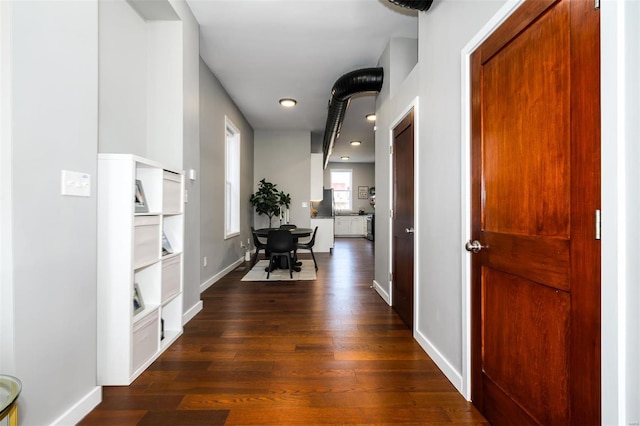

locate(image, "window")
[[331, 169, 352, 211], [225, 117, 240, 238]]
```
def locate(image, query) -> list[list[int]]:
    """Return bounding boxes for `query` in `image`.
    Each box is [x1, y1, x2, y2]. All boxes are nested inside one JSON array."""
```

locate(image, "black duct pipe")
[[388, 0, 433, 12], [322, 67, 384, 167]]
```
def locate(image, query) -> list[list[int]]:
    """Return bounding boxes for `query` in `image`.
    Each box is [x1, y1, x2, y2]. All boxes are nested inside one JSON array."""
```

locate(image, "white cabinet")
[[310, 218, 334, 253], [97, 154, 184, 385], [310, 153, 323, 201], [334, 216, 366, 237], [334, 216, 350, 236]]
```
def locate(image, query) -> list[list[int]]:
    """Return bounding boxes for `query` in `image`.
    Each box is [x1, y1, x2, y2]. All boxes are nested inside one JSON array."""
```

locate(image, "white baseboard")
[[182, 300, 203, 325], [51, 385, 101, 426], [414, 328, 464, 395], [372, 279, 390, 305], [200, 257, 244, 293]]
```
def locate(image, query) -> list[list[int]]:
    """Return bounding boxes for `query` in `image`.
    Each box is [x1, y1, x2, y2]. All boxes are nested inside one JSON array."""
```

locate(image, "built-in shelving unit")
[[97, 154, 184, 385]]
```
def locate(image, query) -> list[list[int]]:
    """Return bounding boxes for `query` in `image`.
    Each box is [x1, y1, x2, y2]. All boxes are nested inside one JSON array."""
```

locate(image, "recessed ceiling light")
[[350, 141, 361, 146], [366, 113, 376, 122], [279, 98, 297, 108], [341, 156, 350, 160]]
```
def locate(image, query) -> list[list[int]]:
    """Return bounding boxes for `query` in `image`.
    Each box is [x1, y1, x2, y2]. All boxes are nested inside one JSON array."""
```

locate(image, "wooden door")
[[392, 110, 414, 329], [469, 1, 600, 424]]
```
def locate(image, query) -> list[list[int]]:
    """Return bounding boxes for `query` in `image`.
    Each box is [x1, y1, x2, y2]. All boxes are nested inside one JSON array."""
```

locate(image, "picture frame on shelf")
[[358, 186, 369, 199], [134, 180, 148, 213], [162, 232, 173, 255], [133, 283, 145, 315]]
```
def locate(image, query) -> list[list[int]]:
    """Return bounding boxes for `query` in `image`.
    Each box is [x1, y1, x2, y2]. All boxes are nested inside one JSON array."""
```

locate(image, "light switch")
[[189, 169, 197, 181], [61, 170, 91, 197], [301, 202, 308, 208]]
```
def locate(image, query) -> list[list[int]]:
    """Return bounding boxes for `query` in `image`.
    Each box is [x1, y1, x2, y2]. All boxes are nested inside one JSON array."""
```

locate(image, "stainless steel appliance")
[[366, 214, 374, 241], [314, 188, 334, 217]]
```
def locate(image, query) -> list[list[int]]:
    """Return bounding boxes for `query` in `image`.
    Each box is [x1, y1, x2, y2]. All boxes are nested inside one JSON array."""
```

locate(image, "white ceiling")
[[186, 0, 418, 163]]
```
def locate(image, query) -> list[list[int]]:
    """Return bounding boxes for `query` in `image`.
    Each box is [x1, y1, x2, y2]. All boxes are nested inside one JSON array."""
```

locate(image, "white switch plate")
[[189, 169, 197, 181], [61, 170, 91, 197], [301, 202, 308, 208]]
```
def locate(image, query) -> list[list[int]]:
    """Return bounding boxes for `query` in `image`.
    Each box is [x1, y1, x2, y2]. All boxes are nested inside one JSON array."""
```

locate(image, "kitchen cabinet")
[[334, 216, 366, 237], [310, 218, 334, 253]]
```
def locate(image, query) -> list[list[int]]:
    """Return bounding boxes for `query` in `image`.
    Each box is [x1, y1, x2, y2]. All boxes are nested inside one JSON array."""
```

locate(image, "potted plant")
[[249, 179, 291, 227]]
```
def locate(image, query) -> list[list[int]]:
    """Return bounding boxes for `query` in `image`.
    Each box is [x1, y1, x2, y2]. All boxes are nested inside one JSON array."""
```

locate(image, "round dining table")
[[254, 227, 312, 238], [254, 227, 313, 271]]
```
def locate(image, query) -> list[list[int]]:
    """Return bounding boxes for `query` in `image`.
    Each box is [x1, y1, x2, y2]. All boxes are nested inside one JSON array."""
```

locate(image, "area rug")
[[241, 260, 316, 282]]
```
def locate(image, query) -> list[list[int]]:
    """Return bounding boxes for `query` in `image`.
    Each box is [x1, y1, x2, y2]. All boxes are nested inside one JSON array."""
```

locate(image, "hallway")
[[80, 238, 487, 425]]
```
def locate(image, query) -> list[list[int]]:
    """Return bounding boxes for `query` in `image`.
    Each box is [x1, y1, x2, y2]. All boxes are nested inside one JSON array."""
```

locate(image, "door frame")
[[459, 0, 526, 401], [461, 3, 631, 423], [388, 97, 419, 331]]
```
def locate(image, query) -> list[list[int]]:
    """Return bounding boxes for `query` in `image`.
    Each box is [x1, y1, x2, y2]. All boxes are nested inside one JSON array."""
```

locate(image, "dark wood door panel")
[[392, 110, 414, 329], [482, 0, 570, 238], [482, 231, 570, 291], [482, 377, 539, 426], [392, 234, 414, 327], [482, 268, 570, 425]]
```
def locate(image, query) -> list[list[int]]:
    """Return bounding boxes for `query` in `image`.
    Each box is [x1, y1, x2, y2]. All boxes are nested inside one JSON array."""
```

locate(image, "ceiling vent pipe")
[[388, 0, 433, 12], [322, 67, 384, 167]]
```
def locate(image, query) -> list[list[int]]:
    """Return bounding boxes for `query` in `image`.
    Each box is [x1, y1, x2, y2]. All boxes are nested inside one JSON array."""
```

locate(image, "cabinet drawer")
[[134, 215, 160, 269], [161, 255, 181, 303], [162, 171, 182, 214], [132, 310, 159, 372]]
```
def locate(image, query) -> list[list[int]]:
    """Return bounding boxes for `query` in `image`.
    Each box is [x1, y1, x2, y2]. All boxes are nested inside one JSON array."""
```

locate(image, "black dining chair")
[[266, 229, 295, 279], [296, 226, 318, 271], [250, 226, 268, 267], [279, 224, 297, 230]]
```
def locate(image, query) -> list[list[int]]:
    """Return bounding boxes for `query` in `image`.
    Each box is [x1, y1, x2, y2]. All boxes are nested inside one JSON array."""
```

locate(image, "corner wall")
[[1, 2, 100, 424], [168, 0, 202, 323], [601, 0, 640, 423], [199, 59, 254, 290], [414, 0, 506, 392], [253, 130, 311, 229]]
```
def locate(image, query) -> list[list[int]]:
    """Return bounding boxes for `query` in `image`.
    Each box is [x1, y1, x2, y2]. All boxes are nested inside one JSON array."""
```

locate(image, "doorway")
[[391, 109, 415, 329], [468, 1, 601, 424]]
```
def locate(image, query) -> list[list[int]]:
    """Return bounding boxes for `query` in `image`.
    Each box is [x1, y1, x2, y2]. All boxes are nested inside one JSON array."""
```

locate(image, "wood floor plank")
[[79, 238, 487, 425]]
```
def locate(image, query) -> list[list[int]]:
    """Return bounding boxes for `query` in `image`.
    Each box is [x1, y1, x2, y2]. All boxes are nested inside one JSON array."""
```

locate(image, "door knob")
[[465, 240, 486, 253], [405, 227, 414, 234]]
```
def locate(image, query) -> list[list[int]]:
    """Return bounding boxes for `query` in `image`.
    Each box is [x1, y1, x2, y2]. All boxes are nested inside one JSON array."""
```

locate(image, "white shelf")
[[98, 154, 184, 385]]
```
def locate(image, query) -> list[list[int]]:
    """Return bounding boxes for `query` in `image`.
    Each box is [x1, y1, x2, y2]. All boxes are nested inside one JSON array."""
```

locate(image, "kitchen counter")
[[335, 212, 373, 216], [310, 218, 334, 253]]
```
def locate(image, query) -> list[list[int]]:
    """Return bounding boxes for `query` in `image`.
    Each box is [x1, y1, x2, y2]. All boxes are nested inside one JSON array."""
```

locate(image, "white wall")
[[373, 37, 421, 303], [200, 59, 254, 289], [99, 1, 183, 171], [415, 0, 507, 392], [1, 2, 100, 424], [253, 130, 311, 229], [98, 0, 147, 156], [601, 0, 640, 423], [169, 0, 202, 323], [146, 21, 183, 170]]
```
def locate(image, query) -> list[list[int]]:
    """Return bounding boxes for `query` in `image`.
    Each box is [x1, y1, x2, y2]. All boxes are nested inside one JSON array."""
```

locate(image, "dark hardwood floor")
[[80, 238, 487, 425]]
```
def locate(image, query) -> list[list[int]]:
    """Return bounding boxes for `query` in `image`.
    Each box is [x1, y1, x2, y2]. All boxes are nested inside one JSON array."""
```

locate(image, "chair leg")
[[251, 248, 260, 268], [287, 253, 293, 278], [267, 253, 274, 279], [310, 248, 318, 271]]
